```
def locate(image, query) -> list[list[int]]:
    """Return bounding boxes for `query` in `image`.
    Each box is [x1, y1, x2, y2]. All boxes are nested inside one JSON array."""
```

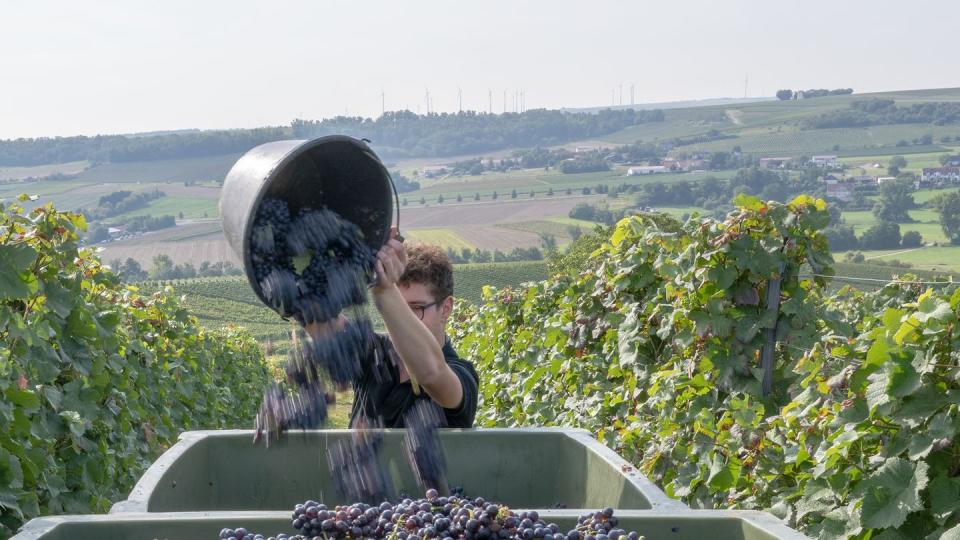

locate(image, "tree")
[[547, 188, 554, 196], [456, 194, 463, 202], [567, 225, 583, 241], [539, 233, 557, 253], [824, 225, 858, 251], [87, 224, 110, 244], [492, 191, 498, 200], [872, 179, 914, 222], [901, 230, 923, 248], [775, 89, 794, 100], [889, 155, 907, 169], [511, 189, 518, 199], [932, 192, 960, 244], [150, 254, 175, 279], [437, 194, 444, 204], [859, 221, 901, 250], [474, 193, 480, 201]]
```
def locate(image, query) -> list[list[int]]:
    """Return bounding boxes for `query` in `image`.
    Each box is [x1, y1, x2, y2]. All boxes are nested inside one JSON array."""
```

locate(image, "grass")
[[841, 209, 947, 243]]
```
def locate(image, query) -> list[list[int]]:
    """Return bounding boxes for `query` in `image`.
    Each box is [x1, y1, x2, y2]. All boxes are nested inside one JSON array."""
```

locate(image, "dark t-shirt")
[[349, 333, 479, 428]]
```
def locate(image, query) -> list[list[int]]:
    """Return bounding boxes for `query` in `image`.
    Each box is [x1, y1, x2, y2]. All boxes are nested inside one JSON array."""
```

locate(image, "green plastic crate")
[[12, 511, 810, 540], [111, 429, 686, 513]]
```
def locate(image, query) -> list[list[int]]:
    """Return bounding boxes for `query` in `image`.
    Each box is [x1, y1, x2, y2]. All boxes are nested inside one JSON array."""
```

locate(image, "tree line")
[[110, 256, 244, 281], [775, 88, 853, 100], [801, 99, 960, 129], [291, 108, 664, 159], [0, 108, 664, 166]]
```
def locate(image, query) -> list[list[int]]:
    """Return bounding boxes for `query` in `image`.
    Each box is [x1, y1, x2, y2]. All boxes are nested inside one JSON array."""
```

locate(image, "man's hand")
[[373, 227, 406, 293]]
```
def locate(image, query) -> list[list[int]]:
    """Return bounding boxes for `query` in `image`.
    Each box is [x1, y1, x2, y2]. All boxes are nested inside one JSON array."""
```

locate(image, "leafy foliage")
[[450, 194, 960, 538], [0, 198, 269, 536], [803, 100, 960, 129]]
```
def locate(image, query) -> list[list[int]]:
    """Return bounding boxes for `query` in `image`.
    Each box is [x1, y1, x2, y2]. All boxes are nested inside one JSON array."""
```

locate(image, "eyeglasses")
[[409, 298, 445, 320]]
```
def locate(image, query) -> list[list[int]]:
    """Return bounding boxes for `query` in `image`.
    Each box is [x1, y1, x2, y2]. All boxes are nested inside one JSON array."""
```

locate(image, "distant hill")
[[3, 87, 959, 183], [561, 96, 776, 114]]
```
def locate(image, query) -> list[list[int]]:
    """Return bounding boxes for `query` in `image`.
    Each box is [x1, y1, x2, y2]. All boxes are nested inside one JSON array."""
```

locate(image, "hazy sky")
[[2, 0, 958, 139]]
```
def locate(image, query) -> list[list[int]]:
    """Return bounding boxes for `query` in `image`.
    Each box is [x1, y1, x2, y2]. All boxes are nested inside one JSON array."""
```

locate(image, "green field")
[[0, 160, 90, 181], [839, 150, 959, 176], [842, 209, 947, 243], [108, 195, 220, 221], [828, 261, 959, 292], [591, 87, 960, 159], [404, 229, 475, 250], [401, 168, 739, 204], [76, 153, 240, 183], [837, 246, 960, 273]]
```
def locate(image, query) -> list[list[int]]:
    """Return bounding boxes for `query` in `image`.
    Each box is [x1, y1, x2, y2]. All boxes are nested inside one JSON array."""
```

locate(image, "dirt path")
[[864, 247, 925, 260]]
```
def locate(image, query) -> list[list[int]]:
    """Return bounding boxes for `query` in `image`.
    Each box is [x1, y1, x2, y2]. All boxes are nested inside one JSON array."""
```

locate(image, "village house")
[[824, 182, 854, 202], [921, 167, 960, 184], [944, 155, 960, 167]]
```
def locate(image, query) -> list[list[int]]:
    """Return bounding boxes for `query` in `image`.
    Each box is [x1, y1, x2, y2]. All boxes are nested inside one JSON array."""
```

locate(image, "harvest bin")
[[12, 511, 810, 540], [110, 428, 687, 513]]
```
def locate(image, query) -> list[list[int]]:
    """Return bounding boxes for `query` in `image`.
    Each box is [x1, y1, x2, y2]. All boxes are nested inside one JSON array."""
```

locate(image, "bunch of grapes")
[[251, 198, 378, 444], [250, 199, 374, 323], [220, 492, 646, 540], [248, 199, 452, 511], [218, 528, 302, 540], [571, 508, 643, 540], [326, 428, 395, 504], [254, 384, 330, 445], [403, 401, 448, 493]]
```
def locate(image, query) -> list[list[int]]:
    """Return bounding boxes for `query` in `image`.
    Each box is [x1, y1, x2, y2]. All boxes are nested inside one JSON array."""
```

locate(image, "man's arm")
[[372, 231, 464, 409]]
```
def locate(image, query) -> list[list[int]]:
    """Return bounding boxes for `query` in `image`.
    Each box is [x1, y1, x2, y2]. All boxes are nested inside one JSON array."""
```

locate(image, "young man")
[[309, 229, 478, 428]]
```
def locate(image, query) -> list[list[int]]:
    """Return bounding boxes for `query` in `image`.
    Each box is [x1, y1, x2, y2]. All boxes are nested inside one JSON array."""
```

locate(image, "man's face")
[[398, 281, 452, 344]]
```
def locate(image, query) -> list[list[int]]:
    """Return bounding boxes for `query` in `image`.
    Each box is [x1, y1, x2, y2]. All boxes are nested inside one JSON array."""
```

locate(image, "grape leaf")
[[0, 244, 37, 299], [859, 458, 929, 529]]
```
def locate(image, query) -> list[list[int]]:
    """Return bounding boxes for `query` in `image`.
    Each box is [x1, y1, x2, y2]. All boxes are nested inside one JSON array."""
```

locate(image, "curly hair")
[[399, 243, 454, 300]]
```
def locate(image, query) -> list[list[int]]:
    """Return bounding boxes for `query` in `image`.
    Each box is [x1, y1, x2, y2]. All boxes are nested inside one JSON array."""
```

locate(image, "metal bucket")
[[219, 135, 397, 314]]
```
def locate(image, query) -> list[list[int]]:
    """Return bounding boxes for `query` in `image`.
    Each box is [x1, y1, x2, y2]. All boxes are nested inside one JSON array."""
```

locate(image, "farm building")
[[758, 157, 792, 169], [627, 165, 668, 175], [945, 155, 960, 167], [421, 165, 448, 178], [661, 158, 708, 172], [876, 176, 897, 184], [809, 155, 839, 167]]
